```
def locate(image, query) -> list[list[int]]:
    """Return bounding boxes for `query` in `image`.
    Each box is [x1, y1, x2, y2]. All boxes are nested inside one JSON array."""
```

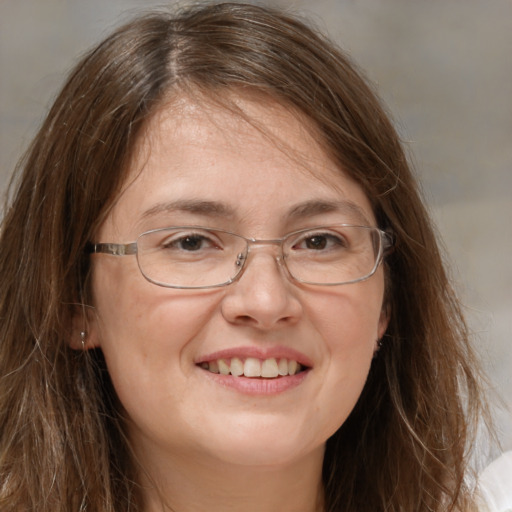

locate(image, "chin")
[[195, 415, 328, 468]]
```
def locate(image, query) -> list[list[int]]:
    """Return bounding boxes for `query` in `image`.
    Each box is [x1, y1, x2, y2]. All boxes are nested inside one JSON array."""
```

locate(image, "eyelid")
[[150, 228, 220, 248], [292, 227, 347, 239], [287, 225, 353, 238]]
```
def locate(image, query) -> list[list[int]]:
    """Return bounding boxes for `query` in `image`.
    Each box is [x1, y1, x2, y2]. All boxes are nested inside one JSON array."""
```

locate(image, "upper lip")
[[195, 346, 313, 368]]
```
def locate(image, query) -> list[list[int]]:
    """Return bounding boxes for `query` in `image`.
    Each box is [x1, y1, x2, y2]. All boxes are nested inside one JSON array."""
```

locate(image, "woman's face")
[[89, 95, 388, 471]]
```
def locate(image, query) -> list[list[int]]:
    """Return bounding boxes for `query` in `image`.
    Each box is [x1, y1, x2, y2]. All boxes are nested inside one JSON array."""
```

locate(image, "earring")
[[373, 338, 383, 358], [80, 331, 87, 350]]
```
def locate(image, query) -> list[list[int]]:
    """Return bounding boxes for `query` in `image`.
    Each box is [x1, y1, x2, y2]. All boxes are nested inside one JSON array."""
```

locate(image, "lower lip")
[[198, 368, 310, 395]]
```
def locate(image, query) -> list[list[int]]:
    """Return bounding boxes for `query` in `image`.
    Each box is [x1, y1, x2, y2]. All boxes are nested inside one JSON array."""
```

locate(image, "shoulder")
[[478, 451, 512, 512]]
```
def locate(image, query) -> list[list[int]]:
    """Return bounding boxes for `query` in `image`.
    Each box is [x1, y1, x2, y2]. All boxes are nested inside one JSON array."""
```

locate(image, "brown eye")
[[176, 235, 207, 251], [293, 233, 346, 251], [304, 236, 327, 250], [161, 232, 218, 252]]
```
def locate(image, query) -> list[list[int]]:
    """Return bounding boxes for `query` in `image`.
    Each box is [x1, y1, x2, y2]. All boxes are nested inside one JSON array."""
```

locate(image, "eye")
[[292, 231, 347, 251], [162, 231, 220, 252]]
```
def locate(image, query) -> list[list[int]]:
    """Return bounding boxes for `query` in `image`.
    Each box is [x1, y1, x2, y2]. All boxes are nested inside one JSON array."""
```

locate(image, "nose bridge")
[[231, 236, 291, 287], [242, 238, 285, 272], [222, 235, 301, 329], [248, 237, 283, 254]]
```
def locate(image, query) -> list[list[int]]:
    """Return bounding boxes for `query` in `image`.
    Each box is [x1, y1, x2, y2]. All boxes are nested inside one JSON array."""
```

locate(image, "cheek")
[[89, 260, 219, 394], [318, 293, 377, 386], [309, 280, 384, 354], [304, 280, 385, 433]]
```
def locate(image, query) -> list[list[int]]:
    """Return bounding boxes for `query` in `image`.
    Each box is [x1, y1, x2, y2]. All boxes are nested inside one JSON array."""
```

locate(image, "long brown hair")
[[0, 3, 487, 511]]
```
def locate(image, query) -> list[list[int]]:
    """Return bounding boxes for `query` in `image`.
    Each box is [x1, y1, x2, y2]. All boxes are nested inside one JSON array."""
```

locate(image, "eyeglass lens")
[[135, 226, 385, 288]]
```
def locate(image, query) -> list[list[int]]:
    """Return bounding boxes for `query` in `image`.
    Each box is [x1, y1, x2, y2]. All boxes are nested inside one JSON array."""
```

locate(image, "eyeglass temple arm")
[[86, 242, 138, 256], [382, 229, 395, 255]]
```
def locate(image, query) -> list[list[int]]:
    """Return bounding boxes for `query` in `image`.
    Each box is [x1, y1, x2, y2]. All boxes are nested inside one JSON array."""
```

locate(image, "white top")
[[478, 451, 512, 512]]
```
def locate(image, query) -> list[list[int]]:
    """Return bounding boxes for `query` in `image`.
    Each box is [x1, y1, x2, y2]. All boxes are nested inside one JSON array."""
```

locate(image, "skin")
[[86, 94, 389, 512]]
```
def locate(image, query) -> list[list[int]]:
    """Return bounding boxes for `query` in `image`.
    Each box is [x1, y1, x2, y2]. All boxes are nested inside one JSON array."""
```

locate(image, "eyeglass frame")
[[86, 224, 394, 289]]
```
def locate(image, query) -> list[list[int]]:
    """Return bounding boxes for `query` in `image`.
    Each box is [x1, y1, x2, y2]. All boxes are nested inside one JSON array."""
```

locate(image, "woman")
[[0, 3, 491, 511]]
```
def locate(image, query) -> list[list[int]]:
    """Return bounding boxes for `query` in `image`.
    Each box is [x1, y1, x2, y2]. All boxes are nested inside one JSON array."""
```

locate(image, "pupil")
[[306, 236, 326, 250], [181, 236, 202, 251]]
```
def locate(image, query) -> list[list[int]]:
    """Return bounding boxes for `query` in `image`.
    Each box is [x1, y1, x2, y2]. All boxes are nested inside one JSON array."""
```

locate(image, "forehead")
[[134, 92, 343, 184], [136, 90, 340, 169], [105, 93, 376, 236]]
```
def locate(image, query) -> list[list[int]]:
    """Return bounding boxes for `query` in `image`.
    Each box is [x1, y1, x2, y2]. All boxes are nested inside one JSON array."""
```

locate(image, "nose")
[[220, 249, 303, 330]]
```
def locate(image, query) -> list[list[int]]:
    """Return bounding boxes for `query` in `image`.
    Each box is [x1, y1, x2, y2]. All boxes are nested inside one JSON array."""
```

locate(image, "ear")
[[377, 301, 390, 341], [69, 304, 101, 350]]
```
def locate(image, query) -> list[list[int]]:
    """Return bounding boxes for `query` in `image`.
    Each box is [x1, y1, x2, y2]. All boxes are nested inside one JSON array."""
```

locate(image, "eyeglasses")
[[87, 225, 394, 289]]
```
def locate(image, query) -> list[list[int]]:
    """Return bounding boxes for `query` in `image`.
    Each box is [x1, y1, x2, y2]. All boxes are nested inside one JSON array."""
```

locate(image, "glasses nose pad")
[[232, 249, 249, 279], [235, 252, 246, 268], [229, 250, 248, 283], [232, 244, 284, 283], [235, 245, 288, 279]]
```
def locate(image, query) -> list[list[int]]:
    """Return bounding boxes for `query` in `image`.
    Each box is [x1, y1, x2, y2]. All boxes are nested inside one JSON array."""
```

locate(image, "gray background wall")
[[1, 0, 511, 452]]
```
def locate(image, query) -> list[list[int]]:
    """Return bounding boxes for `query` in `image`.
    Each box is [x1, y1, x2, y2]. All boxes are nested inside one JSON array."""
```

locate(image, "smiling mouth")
[[198, 357, 306, 378]]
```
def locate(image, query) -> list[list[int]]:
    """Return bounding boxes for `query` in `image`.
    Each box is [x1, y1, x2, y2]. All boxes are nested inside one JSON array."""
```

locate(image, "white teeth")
[[201, 357, 304, 378], [218, 359, 230, 375], [244, 357, 261, 377], [230, 357, 244, 376], [261, 358, 279, 378], [278, 358, 288, 376]]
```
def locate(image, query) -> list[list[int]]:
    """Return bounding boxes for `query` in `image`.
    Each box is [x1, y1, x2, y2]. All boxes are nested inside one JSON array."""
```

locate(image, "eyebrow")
[[141, 199, 236, 220], [140, 198, 371, 225], [286, 199, 372, 225]]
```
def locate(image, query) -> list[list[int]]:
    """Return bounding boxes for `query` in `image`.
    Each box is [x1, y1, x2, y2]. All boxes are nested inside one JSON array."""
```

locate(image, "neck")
[[137, 445, 325, 512]]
